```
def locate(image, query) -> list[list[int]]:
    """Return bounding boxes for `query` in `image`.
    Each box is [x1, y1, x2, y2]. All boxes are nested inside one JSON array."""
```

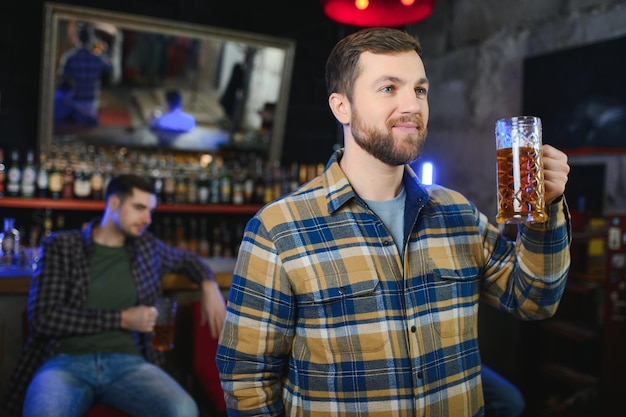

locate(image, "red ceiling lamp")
[[321, 0, 437, 28]]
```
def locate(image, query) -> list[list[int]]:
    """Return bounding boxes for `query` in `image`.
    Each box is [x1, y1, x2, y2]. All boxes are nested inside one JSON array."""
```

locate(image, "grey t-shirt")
[[364, 187, 406, 257]]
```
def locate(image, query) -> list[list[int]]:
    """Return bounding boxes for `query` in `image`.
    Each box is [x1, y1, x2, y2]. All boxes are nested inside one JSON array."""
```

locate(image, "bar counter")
[[0, 258, 236, 294]]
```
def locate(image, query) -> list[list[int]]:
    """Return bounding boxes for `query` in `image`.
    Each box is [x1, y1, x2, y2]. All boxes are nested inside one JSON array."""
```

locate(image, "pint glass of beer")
[[495, 116, 547, 225], [150, 297, 178, 351]]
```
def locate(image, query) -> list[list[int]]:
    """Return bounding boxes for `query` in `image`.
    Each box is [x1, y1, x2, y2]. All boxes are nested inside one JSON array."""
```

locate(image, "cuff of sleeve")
[[525, 195, 571, 240]]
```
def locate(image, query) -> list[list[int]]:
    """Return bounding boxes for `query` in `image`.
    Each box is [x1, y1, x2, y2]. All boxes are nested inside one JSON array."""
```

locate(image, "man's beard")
[[351, 110, 427, 166]]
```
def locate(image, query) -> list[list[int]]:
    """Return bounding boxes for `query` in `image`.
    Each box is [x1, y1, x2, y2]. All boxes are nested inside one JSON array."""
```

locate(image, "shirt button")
[[383, 241, 391, 246], [338, 287, 345, 294], [410, 325, 416, 333], [417, 371, 423, 379]]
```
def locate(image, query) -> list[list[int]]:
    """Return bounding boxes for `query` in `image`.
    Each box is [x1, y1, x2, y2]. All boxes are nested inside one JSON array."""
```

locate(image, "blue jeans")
[[23, 353, 198, 417], [482, 365, 525, 417]]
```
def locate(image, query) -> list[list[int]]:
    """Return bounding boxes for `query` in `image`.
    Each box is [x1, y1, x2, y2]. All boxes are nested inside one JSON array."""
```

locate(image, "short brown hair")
[[325, 27, 422, 101]]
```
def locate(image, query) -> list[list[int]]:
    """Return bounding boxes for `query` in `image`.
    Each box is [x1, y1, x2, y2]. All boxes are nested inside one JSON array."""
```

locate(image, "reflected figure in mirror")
[[53, 78, 98, 126], [57, 24, 113, 125], [150, 89, 197, 147], [150, 89, 196, 133]]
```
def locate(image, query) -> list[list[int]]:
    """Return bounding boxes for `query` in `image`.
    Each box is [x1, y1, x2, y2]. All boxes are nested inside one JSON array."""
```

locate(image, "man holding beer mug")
[[217, 27, 571, 416], [2, 174, 226, 417]]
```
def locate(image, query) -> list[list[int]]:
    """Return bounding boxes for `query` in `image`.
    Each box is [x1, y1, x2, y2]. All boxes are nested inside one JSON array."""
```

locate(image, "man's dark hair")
[[325, 27, 422, 101], [165, 90, 182, 109], [78, 26, 92, 45], [105, 174, 155, 201]]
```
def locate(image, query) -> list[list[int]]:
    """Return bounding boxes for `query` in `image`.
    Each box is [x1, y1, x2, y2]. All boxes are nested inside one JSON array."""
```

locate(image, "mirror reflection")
[[40, 2, 295, 160]]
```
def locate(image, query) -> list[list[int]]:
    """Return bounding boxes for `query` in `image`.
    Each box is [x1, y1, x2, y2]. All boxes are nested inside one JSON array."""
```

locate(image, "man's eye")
[[381, 86, 394, 93], [416, 87, 427, 96]]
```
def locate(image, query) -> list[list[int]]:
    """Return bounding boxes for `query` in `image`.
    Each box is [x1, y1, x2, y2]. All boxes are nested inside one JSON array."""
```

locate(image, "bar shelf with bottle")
[[1, 144, 325, 291]]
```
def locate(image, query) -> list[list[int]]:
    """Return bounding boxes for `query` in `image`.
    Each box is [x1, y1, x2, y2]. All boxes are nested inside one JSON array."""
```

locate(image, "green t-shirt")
[[57, 243, 140, 355]]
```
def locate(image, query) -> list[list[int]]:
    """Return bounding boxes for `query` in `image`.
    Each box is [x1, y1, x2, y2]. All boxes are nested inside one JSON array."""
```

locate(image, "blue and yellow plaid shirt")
[[217, 149, 571, 417]]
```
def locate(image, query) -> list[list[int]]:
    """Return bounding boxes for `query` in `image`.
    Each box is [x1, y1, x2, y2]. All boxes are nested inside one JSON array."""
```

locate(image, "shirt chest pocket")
[[425, 258, 480, 338], [295, 271, 390, 356]]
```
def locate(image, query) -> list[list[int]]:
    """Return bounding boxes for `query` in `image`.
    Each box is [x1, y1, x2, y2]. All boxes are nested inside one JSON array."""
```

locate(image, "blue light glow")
[[421, 162, 434, 185]]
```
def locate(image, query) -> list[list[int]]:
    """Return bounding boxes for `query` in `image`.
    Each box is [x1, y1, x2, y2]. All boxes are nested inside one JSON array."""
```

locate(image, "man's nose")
[[398, 89, 422, 113]]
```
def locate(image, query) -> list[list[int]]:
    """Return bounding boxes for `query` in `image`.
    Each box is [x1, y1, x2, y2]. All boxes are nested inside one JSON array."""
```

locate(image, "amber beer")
[[151, 322, 176, 351], [495, 116, 547, 225], [496, 146, 547, 224], [150, 298, 177, 351]]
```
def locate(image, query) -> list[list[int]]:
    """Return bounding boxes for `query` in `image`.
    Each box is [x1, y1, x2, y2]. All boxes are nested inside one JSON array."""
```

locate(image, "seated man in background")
[[1, 174, 226, 417]]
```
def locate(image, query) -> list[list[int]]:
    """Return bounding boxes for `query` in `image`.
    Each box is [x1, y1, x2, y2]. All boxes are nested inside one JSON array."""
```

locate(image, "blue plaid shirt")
[[217, 149, 571, 417], [58, 47, 112, 101]]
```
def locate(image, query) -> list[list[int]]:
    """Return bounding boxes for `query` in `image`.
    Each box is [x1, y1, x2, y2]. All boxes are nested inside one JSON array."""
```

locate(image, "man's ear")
[[108, 195, 120, 210], [328, 92, 351, 125]]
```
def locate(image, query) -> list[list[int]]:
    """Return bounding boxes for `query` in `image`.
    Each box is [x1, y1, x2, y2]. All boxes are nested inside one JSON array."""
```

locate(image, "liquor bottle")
[[173, 217, 187, 249], [150, 155, 165, 203], [174, 170, 188, 204], [62, 162, 75, 199], [196, 171, 210, 205], [253, 157, 266, 205], [298, 163, 308, 185], [0, 149, 6, 197], [36, 152, 50, 198], [198, 217, 210, 258], [103, 159, 114, 196], [6, 149, 22, 197], [186, 173, 198, 205], [209, 162, 220, 204], [211, 226, 224, 258], [56, 213, 65, 230], [20, 150, 37, 198], [42, 209, 54, 238], [0, 218, 20, 266], [219, 164, 232, 204], [187, 217, 199, 254], [288, 162, 300, 192], [73, 161, 92, 199], [263, 162, 275, 204], [221, 223, 233, 258], [162, 155, 176, 205], [47, 158, 64, 200], [90, 157, 105, 200], [231, 176, 244, 205]]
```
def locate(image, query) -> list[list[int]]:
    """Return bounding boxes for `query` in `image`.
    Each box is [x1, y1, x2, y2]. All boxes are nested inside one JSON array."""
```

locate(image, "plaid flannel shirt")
[[217, 149, 571, 417], [1, 221, 215, 417], [58, 47, 112, 101]]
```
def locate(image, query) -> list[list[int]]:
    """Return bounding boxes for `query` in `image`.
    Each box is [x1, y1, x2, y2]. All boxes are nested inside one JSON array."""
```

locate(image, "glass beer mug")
[[495, 116, 548, 225]]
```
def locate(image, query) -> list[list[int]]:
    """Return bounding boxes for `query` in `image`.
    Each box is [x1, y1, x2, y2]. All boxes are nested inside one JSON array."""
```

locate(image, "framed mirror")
[[39, 2, 296, 161]]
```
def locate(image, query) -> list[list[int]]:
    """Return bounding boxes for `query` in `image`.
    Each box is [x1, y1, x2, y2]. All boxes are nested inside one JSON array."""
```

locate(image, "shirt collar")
[[321, 148, 429, 215]]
